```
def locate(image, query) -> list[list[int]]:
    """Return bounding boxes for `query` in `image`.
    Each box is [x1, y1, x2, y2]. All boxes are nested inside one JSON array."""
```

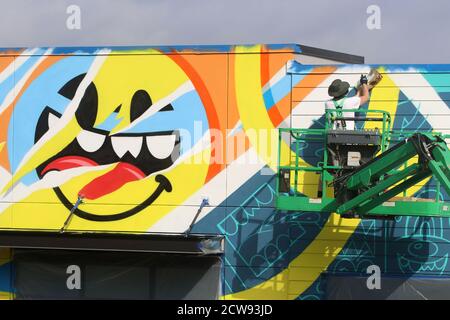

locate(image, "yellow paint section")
[[0, 292, 11, 300], [94, 53, 190, 133], [366, 69, 399, 131], [0, 142, 4, 153]]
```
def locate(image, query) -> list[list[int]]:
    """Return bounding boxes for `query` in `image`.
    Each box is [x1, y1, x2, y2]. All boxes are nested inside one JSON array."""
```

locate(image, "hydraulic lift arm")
[[331, 133, 450, 216]]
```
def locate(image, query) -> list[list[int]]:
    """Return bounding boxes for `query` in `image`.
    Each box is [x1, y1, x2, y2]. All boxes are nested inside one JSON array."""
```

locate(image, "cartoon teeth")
[[111, 136, 143, 158], [146, 135, 177, 159], [76, 130, 106, 152]]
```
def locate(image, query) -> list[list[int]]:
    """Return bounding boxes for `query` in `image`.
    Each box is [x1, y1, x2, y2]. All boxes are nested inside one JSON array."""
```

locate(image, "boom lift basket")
[[276, 109, 450, 219]]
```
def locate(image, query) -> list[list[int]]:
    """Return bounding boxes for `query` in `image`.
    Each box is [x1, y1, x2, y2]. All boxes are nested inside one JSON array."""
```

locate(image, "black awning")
[[0, 230, 224, 255]]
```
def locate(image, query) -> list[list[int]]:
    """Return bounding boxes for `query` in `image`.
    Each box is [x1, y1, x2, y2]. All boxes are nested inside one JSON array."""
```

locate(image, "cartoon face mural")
[[34, 73, 180, 221], [1, 45, 450, 301], [3, 50, 210, 226]]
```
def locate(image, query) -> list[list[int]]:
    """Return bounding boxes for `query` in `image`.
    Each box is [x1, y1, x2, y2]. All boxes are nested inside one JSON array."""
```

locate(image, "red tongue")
[[41, 156, 146, 201], [78, 162, 146, 200]]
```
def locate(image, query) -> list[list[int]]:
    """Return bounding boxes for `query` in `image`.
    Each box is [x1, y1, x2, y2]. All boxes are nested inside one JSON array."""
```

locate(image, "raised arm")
[[358, 71, 383, 106], [357, 83, 370, 105]]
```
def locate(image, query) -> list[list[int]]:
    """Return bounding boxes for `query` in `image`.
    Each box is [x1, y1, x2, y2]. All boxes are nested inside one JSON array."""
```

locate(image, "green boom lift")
[[276, 108, 450, 219]]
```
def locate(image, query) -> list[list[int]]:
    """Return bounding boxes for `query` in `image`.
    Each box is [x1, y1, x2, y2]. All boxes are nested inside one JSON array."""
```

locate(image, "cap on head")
[[328, 79, 350, 98]]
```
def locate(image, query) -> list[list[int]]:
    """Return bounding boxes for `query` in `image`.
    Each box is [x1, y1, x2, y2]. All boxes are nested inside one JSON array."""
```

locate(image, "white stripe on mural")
[[0, 48, 52, 115], [388, 72, 450, 130], [0, 48, 40, 85], [261, 66, 287, 93]]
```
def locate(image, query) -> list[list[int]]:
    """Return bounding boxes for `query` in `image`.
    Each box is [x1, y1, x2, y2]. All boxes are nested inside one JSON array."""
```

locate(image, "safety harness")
[[332, 98, 347, 129]]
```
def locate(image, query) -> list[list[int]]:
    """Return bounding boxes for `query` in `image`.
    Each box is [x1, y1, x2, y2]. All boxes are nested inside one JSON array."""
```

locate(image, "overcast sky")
[[0, 0, 448, 63]]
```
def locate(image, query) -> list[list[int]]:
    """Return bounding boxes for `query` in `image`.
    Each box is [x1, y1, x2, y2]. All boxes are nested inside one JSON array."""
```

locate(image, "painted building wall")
[[0, 44, 449, 299]]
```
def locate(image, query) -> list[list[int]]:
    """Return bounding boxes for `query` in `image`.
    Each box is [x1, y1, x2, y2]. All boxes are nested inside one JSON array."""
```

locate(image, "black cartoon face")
[[34, 74, 180, 221]]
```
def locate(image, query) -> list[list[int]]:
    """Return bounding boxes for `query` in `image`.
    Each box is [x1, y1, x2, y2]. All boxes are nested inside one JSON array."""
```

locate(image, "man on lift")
[[326, 70, 383, 130]]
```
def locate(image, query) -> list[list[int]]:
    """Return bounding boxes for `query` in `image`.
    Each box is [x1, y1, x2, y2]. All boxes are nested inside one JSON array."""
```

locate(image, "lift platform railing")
[[325, 108, 392, 151], [276, 108, 450, 218], [277, 109, 391, 197]]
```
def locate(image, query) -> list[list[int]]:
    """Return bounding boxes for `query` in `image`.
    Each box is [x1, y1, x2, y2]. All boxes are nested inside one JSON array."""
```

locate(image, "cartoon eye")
[[129, 90, 174, 120], [130, 90, 152, 122], [111, 136, 143, 158], [58, 73, 98, 130], [146, 135, 176, 159], [76, 130, 106, 152]]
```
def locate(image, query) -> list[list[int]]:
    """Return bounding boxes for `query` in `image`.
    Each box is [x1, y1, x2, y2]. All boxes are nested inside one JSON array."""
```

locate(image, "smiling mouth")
[[52, 174, 172, 222], [40, 154, 175, 222], [39, 153, 176, 222]]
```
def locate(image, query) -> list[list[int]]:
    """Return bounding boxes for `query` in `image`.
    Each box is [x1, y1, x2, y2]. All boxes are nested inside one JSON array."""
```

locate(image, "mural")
[[0, 44, 449, 299]]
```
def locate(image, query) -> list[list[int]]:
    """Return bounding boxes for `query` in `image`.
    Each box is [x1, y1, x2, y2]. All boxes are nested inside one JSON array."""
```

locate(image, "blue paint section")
[[290, 114, 327, 167], [287, 60, 450, 74], [391, 92, 432, 132], [415, 177, 450, 202], [384, 216, 450, 276], [0, 262, 11, 293], [321, 215, 450, 283], [96, 112, 122, 132], [438, 92, 450, 103], [422, 73, 450, 91], [190, 207, 227, 235], [10, 56, 95, 185], [263, 74, 306, 110]]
